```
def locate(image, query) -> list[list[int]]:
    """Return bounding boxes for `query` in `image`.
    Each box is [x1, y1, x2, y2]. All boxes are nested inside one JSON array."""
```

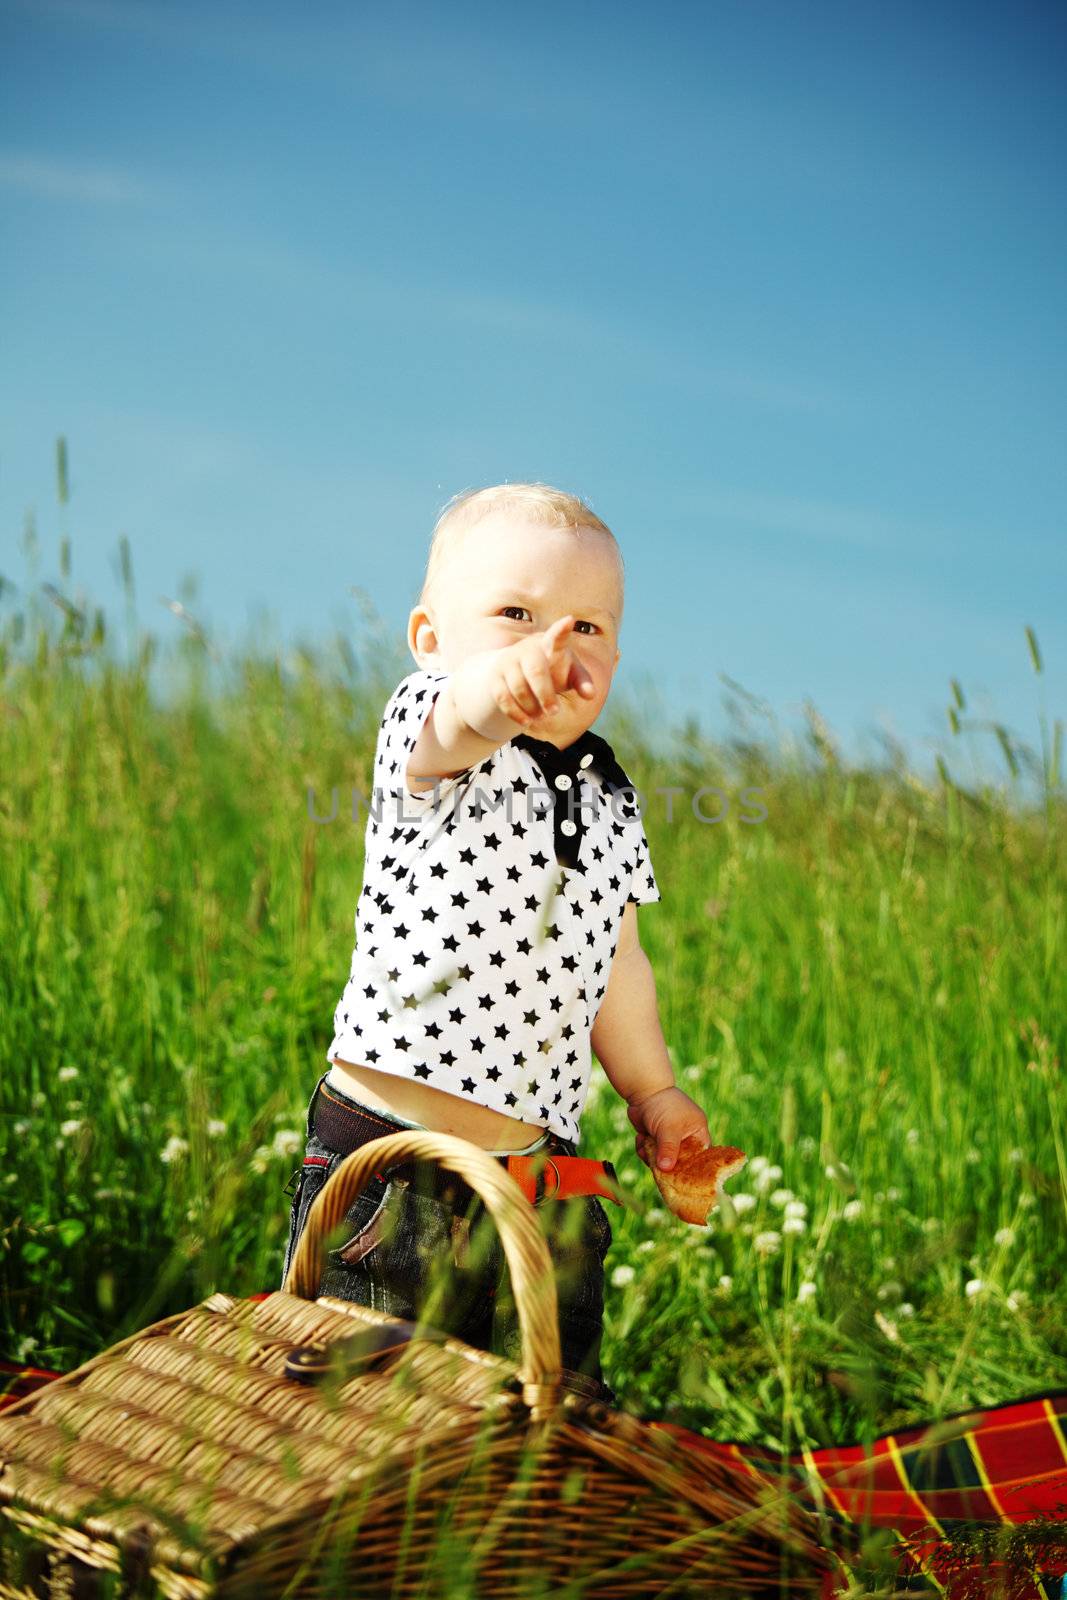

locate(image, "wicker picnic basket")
[[0, 1131, 839, 1599]]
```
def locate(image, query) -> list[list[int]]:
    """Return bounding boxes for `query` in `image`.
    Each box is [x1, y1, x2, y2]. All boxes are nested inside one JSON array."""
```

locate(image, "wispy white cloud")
[[8, 0, 377, 82], [0, 153, 147, 204], [98, 219, 849, 417], [7, 0, 850, 172], [9, 0, 261, 58], [675, 486, 934, 550], [696, 371, 846, 415]]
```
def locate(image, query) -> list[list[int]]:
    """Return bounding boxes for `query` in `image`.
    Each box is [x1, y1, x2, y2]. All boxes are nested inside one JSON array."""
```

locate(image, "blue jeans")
[[281, 1073, 616, 1398]]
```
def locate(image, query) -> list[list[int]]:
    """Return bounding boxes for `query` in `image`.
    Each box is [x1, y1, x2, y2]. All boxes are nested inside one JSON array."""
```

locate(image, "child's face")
[[413, 512, 623, 748]]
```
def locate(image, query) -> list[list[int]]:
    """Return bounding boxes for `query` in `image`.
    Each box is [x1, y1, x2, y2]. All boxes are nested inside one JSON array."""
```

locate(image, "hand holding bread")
[[629, 1086, 746, 1225], [649, 1133, 747, 1225]]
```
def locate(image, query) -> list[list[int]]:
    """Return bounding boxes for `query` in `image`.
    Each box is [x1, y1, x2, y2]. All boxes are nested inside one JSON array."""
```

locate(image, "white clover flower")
[[1019, 1192, 1037, 1209], [798, 1136, 817, 1159], [782, 1216, 806, 1237], [747, 1155, 769, 1177], [93, 1188, 116, 1201], [769, 1187, 795, 1209], [250, 1146, 271, 1175], [922, 1216, 941, 1233], [754, 1164, 783, 1194], [271, 1128, 303, 1159], [797, 1280, 817, 1304], [882, 1256, 897, 1272], [993, 1226, 1016, 1249], [1006, 1292, 1026, 1313], [14, 1119, 30, 1136], [753, 1230, 782, 1256], [645, 1208, 668, 1227], [636, 1239, 657, 1254], [1007, 1148, 1024, 1165], [898, 1302, 915, 1318], [683, 1064, 702, 1082], [842, 1199, 863, 1221], [717, 1275, 733, 1292], [59, 1119, 83, 1139], [57, 1066, 79, 1083], [611, 1264, 636, 1287], [206, 1119, 227, 1139], [3, 1173, 16, 1186], [784, 1199, 808, 1220], [876, 1281, 903, 1303], [160, 1136, 189, 1165], [731, 1192, 757, 1215], [905, 1128, 920, 1147], [964, 1278, 985, 1299], [965, 1148, 981, 1165], [887, 1187, 901, 1203], [31, 1091, 46, 1110]]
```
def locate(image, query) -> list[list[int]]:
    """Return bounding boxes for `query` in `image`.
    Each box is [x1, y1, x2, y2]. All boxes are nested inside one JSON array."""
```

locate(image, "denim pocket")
[[329, 1175, 392, 1266]]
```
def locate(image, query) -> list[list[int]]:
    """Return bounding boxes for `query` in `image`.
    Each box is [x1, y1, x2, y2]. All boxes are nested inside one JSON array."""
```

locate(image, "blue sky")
[[2, 0, 1064, 793]]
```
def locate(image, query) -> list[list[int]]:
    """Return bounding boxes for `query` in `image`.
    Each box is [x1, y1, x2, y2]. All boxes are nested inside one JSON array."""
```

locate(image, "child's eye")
[[499, 607, 598, 635]]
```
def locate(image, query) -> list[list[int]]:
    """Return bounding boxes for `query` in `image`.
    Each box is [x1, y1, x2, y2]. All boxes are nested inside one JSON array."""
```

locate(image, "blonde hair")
[[419, 481, 624, 620]]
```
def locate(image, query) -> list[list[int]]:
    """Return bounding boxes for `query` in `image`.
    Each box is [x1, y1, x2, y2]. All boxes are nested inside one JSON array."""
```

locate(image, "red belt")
[[311, 1085, 622, 1207], [504, 1152, 623, 1207]]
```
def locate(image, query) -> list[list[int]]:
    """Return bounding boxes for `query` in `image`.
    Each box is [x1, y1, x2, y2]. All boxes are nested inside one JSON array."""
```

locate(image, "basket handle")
[[280, 1131, 563, 1391]]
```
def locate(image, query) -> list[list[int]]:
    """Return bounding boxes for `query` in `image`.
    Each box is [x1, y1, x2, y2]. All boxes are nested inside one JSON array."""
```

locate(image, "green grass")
[[2, 474, 1064, 1496]]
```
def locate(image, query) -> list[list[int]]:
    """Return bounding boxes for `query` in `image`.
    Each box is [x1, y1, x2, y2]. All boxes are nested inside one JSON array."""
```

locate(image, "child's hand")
[[489, 614, 597, 729], [627, 1087, 711, 1175]]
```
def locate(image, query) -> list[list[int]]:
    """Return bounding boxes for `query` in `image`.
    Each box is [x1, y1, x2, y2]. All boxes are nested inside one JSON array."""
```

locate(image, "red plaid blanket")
[[652, 1388, 1067, 1598], [3, 1319, 1065, 1599]]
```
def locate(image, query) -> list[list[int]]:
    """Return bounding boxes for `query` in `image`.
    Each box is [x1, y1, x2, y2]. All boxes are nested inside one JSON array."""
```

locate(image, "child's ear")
[[408, 606, 440, 661]]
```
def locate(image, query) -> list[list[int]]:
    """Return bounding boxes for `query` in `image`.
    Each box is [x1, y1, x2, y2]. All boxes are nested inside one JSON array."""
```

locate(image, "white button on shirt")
[[326, 668, 662, 1143]]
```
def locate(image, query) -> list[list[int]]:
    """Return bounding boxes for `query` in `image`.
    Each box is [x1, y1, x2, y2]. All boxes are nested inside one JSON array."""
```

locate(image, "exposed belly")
[[329, 1058, 548, 1151]]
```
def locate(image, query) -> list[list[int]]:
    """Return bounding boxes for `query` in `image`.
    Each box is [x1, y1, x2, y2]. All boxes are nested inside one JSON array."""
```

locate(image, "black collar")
[[513, 729, 636, 870]]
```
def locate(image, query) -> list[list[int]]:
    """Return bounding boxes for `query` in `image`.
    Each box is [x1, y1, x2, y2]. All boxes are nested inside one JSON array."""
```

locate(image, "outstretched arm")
[[591, 904, 710, 1175]]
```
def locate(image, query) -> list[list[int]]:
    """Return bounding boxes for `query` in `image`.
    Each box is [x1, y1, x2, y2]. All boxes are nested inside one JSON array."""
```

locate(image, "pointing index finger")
[[543, 614, 576, 654]]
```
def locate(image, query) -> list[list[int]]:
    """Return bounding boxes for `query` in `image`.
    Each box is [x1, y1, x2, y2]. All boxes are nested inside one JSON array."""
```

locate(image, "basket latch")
[[284, 1319, 449, 1384]]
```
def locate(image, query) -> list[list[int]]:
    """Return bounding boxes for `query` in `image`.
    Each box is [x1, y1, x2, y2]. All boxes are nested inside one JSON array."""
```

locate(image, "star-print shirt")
[[326, 667, 661, 1143]]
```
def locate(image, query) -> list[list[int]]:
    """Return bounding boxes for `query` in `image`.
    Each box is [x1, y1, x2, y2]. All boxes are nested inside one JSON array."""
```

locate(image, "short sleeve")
[[376, 668, 459, 813], [626, 819, 661, 906]]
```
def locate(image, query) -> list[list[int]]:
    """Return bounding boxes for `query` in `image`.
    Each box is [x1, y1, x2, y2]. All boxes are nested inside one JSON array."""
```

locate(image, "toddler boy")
[[282, 483, 711, 1396]]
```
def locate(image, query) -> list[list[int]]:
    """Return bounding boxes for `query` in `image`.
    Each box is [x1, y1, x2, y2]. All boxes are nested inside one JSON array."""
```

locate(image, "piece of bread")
[[651, 1135, 748, 1225]]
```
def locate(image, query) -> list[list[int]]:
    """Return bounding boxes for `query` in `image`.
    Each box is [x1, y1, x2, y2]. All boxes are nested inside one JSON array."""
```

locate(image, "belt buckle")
[[535, 1155, 561, 1206]]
